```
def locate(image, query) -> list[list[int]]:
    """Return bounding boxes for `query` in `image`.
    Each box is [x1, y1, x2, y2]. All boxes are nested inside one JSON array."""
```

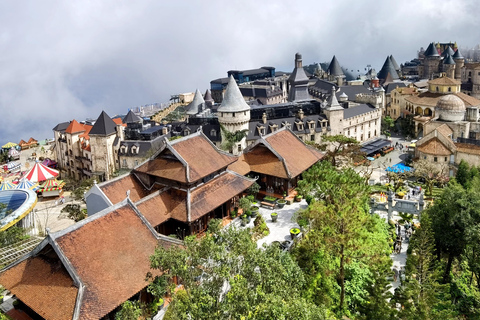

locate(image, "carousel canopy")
[[6, 162, 20, 170], [8, 148, 20, 157], [0, 182, 15, 191], [24, 162, 59, 183], [2, 142, 17, 149], [38, 179, 65, 192], [15, 178, 39, 191]]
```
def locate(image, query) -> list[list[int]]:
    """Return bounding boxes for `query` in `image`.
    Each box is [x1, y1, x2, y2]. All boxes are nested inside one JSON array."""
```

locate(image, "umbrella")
[[1, 142, 17, 149], [8, 148, 20, 157], [38, 179, 65, 192], [0, 182, 15, 191], [24, 162, 59, 183], [15, 178, 39, 191]]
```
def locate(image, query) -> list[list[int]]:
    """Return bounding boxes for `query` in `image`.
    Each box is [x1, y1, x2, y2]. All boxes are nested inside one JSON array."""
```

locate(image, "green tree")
[[456, 159, 470, 188], [317, 135, 364, 167], [381, 116, 395, 136], [294, 162, 392, 317], [412, 159, 448, 196], [149, 227, 328, 320], [394, 213, 458, 319], [115, 300, 142, 320], [428, 182, 480, 282]]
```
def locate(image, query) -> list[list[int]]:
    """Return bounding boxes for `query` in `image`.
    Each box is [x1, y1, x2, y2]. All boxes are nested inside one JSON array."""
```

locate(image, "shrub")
[[252, 215, 270, 240], [238, 197, 251, 212], [305, 194, 314, 205], [61, 204, 87, 222], [246, 195, 255, 202]]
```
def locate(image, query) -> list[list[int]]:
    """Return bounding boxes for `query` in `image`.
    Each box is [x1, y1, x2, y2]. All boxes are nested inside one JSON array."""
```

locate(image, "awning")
[[360, 139, 391, 155]]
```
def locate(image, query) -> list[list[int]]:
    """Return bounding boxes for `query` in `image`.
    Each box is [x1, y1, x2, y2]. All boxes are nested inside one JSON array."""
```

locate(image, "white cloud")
[[0, 0, 479, 143]]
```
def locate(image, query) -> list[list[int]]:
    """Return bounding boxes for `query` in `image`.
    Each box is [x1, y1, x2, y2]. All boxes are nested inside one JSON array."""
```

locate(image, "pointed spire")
[[378, 57, 399, 81], [217, 75, 250, 112], [186, 89, 205, 115], [443, 54, 455, 65], [89, 111, 117, 136], [327, 86, 342, 111], [204, 89, 214, 103], [442, 46, 455, 57], [389, 55, 400, 71], [453, 48, 464, 60], [424, 42, 440, 57], [123, 110, 142, 123], [327, 56, 344, 76]]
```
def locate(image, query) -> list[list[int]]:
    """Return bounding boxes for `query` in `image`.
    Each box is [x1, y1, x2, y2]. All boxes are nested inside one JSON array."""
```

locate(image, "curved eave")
[[0, 189, 37, 231]]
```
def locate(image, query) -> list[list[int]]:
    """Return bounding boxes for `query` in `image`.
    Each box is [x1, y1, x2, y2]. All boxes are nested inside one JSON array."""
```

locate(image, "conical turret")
[[217, 76, 250, 113], [186, 89, 206, 115]]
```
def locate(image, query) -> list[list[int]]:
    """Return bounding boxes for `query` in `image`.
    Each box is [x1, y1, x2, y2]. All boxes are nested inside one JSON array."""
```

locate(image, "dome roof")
[[436, 94, 466, 121], [436, 94, 465, 112]]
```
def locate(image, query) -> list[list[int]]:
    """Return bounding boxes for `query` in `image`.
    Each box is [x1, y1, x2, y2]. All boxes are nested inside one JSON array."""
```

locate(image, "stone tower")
[[327, 55, 345, 86], [288, 53, 310, 101], [324, 86, 344, 136], [423, 42, 441, 79], [217, 75, 251, 155], [453, 48, 465, 80], [442, 54, 456, 79]]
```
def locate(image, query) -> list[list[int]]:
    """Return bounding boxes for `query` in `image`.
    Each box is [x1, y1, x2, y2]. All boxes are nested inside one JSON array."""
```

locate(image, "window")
[[122, 159, 127, 167], [311, 134, 315, 141], [210, 129, 216, 137], [347, 130, 350, 136], [424, 156, 427, 160], [434, 157, 438, 162], [445, 157, 448, 162], [448, 87, 451, 92], [232, 112, 235, 117], [238, 144, 242, 152]]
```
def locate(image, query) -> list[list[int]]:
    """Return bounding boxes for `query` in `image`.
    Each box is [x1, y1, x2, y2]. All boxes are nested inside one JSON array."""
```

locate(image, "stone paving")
[[229, 199, 307, 248]]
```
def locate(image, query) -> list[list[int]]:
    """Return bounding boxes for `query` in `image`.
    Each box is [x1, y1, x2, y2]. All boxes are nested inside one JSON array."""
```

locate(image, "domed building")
[[436, 94, 466, 122]]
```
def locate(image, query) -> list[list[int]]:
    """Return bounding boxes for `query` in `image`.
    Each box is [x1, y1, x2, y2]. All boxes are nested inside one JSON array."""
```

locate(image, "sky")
[[1, 0, 480, 144]]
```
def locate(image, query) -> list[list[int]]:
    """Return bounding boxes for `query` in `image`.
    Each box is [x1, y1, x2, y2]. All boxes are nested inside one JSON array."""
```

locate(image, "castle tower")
[[327, 55, 345, 86], [185, 89, 206, 116], [453, 48, 465, 80], [217, 75, 251, 155], [324, 86, 344, 135], [442, 54, 456, 79], [377, 56, 399, 84], [89, 111, 119, 181], [287, 53, 310, 101], [423, 42, 441, 79], [389, 55, 401, 77]]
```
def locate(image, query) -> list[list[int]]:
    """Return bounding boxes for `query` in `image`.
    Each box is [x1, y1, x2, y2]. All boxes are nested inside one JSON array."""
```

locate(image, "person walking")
[[393, 265, 399, 282]]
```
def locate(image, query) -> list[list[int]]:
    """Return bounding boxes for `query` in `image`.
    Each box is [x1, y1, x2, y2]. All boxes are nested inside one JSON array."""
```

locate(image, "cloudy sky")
[[1, 0, 479, 144]]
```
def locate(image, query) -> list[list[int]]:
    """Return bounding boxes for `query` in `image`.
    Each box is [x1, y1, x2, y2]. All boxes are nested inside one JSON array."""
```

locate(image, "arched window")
[[448, 87, 451, 92], [436, 86, 439, 92]]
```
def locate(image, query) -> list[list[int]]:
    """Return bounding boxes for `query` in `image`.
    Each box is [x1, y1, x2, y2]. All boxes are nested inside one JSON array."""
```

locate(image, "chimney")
[[262, 112, 267, 124], [298, 108, 304, 120], [295, 53, 303, 69]]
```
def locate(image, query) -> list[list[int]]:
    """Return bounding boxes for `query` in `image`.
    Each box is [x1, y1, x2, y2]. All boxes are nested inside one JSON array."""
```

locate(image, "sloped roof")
[[55, 203, 164, 319], [136, 189, 188, 225], [453, 49, 464, 59], [204, 89, 214, 102], [52, 121, 70, 132], [0, 254, 78, 320], [244, 144, 290, 179], [327, 56, 344, 76], [89, 111, 117, 136], [186, 89, 205, 115], [65, 120, 87, 134], [217, 75, 250, 112], [424, 42, 440, 57], [436, 123, 453, 137], [417, 137, 452, 156], [100, 174, 160, 205], [123, 110, 142, 123], [456, 143, 480, 155], [0, 201, 180, 320], [442, 46, 455, 57], [377, 57, 399, 81], [443, 54, 455, 65], [390, 55, 400, 71], [190, 171, 254, 221], [135, 133, 238, 183], [428, 76, 460, 86]]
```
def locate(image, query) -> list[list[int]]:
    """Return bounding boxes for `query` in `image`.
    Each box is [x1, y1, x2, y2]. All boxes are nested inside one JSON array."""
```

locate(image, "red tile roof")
[[0, 255, 78, 320], [417, 137, 452, 156], [171, 134, 238, 182], [135, 158, 187, 183], [244, 145, 290, 179], [190, 172, 253, 221], [55, 204, 162, 319], [136, 189, 188, 225], [100, 174, 160, 204], [65, 120, 87, 134]]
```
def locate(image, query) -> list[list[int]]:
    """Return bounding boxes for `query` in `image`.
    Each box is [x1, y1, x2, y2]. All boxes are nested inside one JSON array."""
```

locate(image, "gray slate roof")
[[390, 55, 400, 71], [217, 76, 250, 112], [344, 104, 377, 119], [186, 89, 206, 115], [442, 46, 455, 57], [327, 56, 344, 76], [89, 111, 117, 136], [424, 42, 440, 57], [204, 89, 214, 103], [123, 110, 142, 123], [383, 82, 407, 94], [377, 57, 399, 81], [443, 54, 455, 65], [52, 121, 70, 132], [453, 49, 464, 59]]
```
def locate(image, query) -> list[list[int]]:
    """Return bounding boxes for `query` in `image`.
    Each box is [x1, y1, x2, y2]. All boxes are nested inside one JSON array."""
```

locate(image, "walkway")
[[229, 199, 307, 248]]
